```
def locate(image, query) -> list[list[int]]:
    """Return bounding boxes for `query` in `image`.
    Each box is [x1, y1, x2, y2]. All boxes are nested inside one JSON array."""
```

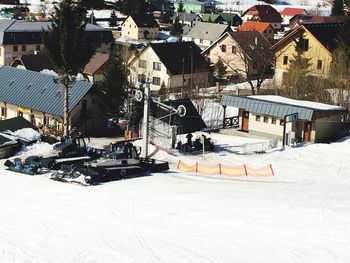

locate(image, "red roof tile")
[[239, 21, 272, 33], [280, 7, 306, 16]]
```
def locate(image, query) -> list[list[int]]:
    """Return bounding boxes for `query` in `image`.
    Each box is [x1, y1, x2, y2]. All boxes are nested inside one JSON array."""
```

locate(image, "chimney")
[[255, 36, 258, 45]]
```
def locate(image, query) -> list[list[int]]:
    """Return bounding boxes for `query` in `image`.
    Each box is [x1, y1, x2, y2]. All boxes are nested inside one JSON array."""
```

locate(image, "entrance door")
[[242, 111, 249, 132], [303, 121, 312, 141]]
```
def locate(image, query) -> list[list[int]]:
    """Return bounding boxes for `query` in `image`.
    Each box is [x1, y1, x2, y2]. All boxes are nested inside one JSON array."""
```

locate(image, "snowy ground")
[[0, 132, 350, 262]]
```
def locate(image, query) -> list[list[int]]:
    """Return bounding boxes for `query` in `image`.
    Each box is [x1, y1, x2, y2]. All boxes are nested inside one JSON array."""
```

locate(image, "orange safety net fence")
[[177, 161, 274, 177]]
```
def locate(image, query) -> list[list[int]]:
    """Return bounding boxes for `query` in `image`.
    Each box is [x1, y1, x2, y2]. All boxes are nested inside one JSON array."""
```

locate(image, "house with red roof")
[[280, 7, 307, 24], [239, 21, 275, 42], [242, 5, 283, 30]]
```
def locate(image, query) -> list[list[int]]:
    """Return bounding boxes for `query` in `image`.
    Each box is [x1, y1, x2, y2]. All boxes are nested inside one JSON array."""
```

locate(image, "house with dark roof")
[[280, 7, 307, 24], [10, 52, 53, 72], [11, 51, 110, 84], [202, 31, 272, 79], [121, 14, 160, 40], [0, 20, 114, 66], [242, 5, 283, 30], [201, 13, 226, 24], [219, 12, 242, 26], [272, 22, 344, 85], [202, 13, 242, 26], [0, 66, 104, 135], [177, 12, 202, 28], [128, 41, 209, 91], [83, 52, 110, 83], [239, 21, 275, 42], [182, 22, 232, 49], [221, 95, 347, 142], [288, 15, 347, 28]]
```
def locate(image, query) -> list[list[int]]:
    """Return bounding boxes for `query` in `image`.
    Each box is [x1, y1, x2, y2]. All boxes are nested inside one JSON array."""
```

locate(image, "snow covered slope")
[[0, 134, 349, 262]]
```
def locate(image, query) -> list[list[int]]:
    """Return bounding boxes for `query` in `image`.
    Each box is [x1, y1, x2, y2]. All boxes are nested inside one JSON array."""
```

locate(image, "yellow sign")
[[17, 106, 31, 113]]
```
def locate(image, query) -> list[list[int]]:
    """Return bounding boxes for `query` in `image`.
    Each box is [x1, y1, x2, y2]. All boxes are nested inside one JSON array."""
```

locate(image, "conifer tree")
[[214, 58, 227, 79], [177, 1, 184, 12], [109, 9, 118, 28], [42, 0, 96, 137], [115, 0, 147, 15], [170, 16, 183, 36], [97, 48, 128, 118], [332, 0, 344, 16]]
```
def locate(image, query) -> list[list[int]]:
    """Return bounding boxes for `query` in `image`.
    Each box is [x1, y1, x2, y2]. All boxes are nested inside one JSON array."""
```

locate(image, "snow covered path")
[[0, 135, 350, 262]]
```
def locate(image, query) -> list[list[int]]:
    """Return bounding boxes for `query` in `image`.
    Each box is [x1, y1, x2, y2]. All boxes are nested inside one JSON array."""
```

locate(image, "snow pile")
[[0, 128, 41, 143]]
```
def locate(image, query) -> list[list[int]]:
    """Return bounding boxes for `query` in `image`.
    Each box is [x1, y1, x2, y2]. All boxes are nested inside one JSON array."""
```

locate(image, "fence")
[[243, 138, 279, 155], [177, 160, 274, 177]]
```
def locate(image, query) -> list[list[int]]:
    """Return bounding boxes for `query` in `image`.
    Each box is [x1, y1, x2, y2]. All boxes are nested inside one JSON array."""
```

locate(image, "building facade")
[[0, 20, 114, 66], [128, 42, 209, 91]]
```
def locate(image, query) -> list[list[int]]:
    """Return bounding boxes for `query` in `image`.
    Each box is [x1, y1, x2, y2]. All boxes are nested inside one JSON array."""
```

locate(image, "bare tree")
[[220, 33, 274, 95], [329, 43, 350, 109]]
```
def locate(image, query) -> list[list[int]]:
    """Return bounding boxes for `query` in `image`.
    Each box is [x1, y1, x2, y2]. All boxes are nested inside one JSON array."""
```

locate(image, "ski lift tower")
[[135, 82, 187, 159], [141, 79, 151, 158]]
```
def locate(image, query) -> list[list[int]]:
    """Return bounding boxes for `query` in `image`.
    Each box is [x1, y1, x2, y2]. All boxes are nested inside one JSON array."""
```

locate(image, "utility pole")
[[141, 81, 150, 158], [182, 56, 185, 98], [190, 45, 193, 91]]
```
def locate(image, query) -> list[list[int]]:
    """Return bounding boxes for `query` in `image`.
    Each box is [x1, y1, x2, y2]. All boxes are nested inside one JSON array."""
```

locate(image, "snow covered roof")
[[221, 95, 346, 121]]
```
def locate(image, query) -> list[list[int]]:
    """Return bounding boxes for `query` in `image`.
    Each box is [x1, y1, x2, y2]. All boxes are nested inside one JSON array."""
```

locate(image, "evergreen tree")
[[177, 1, 184, 12], [170, 16, 183, 36], [214, 58, 227, 79], [42, 0, 96, 137], [109, 9, 118, 28], [97, 48, 128, 118], [332, 0, 344, 16], [115, 0, 147, 15]]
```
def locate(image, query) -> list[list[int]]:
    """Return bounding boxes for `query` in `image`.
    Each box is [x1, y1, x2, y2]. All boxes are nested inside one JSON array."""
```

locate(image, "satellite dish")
[[177, 105, 186, 117], [134, 90, 143, 102]]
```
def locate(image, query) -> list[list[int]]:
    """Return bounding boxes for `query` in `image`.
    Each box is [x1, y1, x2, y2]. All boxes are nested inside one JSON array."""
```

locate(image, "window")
[[280, 119, 284, 126], [1, 107, 6, 118], [152, 77, 161, 85], [18, 111, 23, 117], [283, 56, 288, 65], [263, 116, 268, 123], [139, 59, 146, 68], [22, 45, 26, 52], [138, 74, 145, 83], [255, 115, 261, 121], [317, 60, 322, 70], [153, 62, 161, 71], [36, 45, 40, 51], [221, 44, 226, 52], [301, 38, 309, 51], [200, 39, 203, 44], [232, 46, 236, 54], [13, 45, 18, 52], [272, 117, 276, 124]]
